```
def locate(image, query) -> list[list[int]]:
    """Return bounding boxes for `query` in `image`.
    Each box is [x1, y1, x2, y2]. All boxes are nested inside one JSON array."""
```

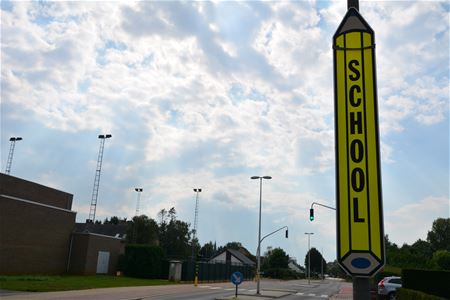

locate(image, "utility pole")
[[88, 134, 112, 223], [5, 137, 22, 175]]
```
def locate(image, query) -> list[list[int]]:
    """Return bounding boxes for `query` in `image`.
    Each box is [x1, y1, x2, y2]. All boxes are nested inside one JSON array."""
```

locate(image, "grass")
[[0, 275, 175, 292]]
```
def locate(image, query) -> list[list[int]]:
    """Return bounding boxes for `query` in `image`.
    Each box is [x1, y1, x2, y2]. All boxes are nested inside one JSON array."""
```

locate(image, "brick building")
[[0, 173, 124, 275]]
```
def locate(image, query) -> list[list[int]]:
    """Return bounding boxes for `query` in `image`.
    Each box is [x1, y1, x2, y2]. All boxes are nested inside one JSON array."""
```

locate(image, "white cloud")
[[1, 1, 448, 260], [385, 196, 450, 245]]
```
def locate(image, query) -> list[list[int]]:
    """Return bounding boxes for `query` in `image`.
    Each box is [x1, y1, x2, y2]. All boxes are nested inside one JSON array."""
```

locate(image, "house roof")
[[228, 249, 255, 266], [209, 248, 256, 266], [75, 223, 127, 239]]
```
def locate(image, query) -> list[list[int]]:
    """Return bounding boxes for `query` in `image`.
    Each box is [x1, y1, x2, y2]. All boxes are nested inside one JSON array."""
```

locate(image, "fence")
[[181, 260, 254, 282]]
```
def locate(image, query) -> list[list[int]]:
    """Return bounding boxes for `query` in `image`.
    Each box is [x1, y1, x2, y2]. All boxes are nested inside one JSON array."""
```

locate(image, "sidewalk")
[[329, 282, 352, 300], [216, 289, 294, 300]]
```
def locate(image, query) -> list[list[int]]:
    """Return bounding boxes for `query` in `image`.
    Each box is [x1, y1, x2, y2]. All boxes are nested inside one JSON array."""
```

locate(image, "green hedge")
[[397, 288, 447, 300], [264, 268, 304, 280], [123, 245, 165, 279], [402, 269, 450, 299]]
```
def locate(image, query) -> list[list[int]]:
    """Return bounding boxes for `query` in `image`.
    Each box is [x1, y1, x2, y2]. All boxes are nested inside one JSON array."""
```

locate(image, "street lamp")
[[251, 175, 272, 295], [134, 188, 143, 216], [305, 232, 314, 284], [133, 188, 143, 244], [5, 137, 23, 175], [88, 134, 112, 223]]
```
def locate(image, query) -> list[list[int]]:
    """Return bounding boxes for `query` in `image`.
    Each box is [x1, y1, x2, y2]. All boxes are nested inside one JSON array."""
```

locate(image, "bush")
[[402, 269, 450, 299], [397, 288, 447, 300], [123, 245, 165, 279], [264, 268, 303, 280], [431, 250, 450, 270]]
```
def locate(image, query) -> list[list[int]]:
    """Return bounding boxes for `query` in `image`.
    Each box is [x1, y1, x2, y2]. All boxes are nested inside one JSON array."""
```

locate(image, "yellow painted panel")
[[362, 32, 383, 259], [345, 31, 369, 251], [335, 34, 349, 258]]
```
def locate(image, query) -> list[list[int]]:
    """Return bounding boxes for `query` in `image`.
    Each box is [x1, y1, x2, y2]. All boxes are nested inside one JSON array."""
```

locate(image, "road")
[[0, 278, 350, 300]]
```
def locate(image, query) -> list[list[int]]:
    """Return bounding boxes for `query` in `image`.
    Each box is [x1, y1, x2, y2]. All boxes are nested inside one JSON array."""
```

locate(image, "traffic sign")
[[231, 271, 243, 285], [333, 7, 384, 277]]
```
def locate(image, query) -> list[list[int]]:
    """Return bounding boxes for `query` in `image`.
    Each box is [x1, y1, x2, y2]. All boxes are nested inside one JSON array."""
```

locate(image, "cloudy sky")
[[1, 1, 448, 264]]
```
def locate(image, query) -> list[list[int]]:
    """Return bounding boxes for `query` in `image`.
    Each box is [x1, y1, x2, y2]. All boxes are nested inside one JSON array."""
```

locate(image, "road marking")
[[308, 294, 316, 297], [320, 295, 328, 298], [295, 292, 304, 295], [209, 287, 222, 290], [225, 288, 235, 291], [247, 289, 256, 292], [198, 285, 211, 288]]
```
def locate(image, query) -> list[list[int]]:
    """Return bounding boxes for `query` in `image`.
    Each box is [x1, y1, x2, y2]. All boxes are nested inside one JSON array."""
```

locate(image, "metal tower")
[[192, 188, 202, 258], [88, 134, 112, 223], [5, 137, 22, 174], [134, 188, 143, 216]]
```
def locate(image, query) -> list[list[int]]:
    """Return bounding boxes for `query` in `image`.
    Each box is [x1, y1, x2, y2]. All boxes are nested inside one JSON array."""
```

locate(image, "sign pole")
[[348, 0, 359, 10], [353, 277, 370, 299], [334, 0, 384, 298]]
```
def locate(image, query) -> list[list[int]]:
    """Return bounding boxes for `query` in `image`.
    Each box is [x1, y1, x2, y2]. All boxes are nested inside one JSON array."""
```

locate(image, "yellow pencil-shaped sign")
[[333, 8, 384, 277]]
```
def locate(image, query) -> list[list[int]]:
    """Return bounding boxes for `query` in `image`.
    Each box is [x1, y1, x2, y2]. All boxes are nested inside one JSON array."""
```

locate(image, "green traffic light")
[[310, 208, 314, 221]]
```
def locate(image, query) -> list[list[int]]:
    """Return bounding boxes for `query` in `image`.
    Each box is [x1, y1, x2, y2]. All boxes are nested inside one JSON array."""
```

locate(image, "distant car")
[[378, 276, 402, 300]]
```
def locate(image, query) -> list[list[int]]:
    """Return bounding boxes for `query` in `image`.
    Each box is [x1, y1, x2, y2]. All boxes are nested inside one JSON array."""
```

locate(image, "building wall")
[[0, 195, 76, 275], [0, 173, 73, 209], [69, 233, 124, 275]]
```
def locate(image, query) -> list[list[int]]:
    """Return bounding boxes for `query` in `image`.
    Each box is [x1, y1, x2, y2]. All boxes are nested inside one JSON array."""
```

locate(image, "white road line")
[[209, 287, 222, 290], [320, 295, 328, 298], [295, 292, 304, 295], [308, 293, 316, 297], [198, 285, 211, 288], [225, 288, 235, 291], [247, 289, 256, 292]]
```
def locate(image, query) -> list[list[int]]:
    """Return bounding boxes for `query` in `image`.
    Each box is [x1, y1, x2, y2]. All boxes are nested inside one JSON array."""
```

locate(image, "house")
[[209, 248, 256, 266], [0, 173, 124, 275]]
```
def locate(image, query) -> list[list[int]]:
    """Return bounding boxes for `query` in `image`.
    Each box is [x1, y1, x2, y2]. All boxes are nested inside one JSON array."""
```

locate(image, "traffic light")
[[285, 229, 289, 238], [310, 208, 314, 221]]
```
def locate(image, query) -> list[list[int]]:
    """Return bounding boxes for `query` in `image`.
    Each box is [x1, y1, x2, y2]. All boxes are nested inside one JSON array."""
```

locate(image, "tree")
[[431, 250, 450, 270], [199, 241, 216, 259], [267, 248, 289, 269], [327, 260, 348, 278], [304, 247, 326, 275], [427, 218, 450, 251], [126, 215, 159, 245], [104, 216, 127, 224], [158, 208, 192, 258]]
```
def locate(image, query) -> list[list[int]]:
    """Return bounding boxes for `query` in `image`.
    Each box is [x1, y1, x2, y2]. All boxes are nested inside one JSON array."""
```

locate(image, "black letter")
[[353, 197, 365, 222], [349, 85, 362, 107], [351, 167, 365, 192], [350, 111, 362, 135], [350, 139, 364, 163], [348, 60, 360, 81]]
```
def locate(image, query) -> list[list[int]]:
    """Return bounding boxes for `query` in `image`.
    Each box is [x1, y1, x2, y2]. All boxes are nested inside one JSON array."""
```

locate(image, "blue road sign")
[[231, 271, 243, 285]]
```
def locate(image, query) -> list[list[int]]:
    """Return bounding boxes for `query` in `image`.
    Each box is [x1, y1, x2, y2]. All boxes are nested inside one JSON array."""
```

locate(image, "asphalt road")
[[0, 278, 348, 300]]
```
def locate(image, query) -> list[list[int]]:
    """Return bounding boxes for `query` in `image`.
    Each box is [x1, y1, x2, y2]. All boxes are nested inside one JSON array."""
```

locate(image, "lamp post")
[[133, 188, 143, 244], [192, 188, 202, 286], [88, 134, 112, 223], [5, 137, 23, 175], [251, 175, 272, 295], [305, 232, 314, 284], [134, 188, 143, 216]]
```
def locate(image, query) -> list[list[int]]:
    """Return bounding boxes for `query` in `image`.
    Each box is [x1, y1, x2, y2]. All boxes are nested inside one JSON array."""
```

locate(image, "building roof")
[[75, 223, 127, 239], [228, 249, 256, 266], [209, 248, 256, 266]]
